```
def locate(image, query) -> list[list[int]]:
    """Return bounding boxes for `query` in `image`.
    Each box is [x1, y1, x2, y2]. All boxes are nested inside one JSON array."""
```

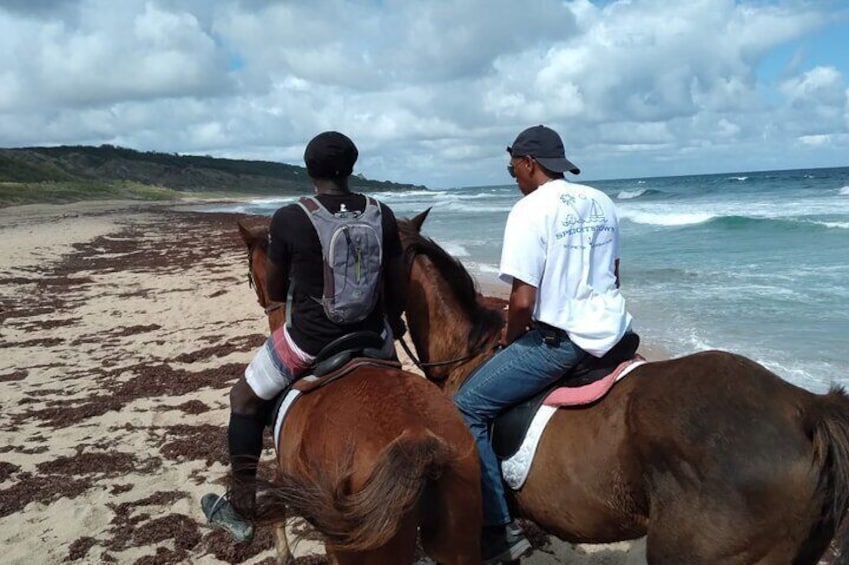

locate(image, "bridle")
[[245, 241, 285, 315], [399, 242, 498, 379]]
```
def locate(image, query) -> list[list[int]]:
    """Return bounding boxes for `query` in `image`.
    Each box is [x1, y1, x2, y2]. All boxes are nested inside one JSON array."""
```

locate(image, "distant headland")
[[0, 144, 425, 207]]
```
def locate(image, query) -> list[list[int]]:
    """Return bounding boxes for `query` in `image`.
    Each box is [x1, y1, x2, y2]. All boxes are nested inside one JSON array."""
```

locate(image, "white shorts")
[[245, 323, 395, 400], [245, 325, 313, 400]]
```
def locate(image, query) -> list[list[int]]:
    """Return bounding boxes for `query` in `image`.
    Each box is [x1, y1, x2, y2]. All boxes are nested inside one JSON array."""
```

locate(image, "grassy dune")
[[0, 180, 186, 207]]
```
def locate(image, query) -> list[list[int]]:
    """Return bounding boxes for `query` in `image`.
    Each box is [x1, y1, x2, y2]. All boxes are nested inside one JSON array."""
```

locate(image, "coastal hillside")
[[0, 145, 424, 206]]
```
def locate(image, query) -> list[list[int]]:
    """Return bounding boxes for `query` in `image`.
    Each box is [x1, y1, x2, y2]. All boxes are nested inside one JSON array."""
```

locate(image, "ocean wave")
[[369, 189, 442, 200], [248, 196, 297, 205], [621, 210, 849, 231], [709, 215, 849, 232], [441, 242, 470, 257], [438, 202, 513, 213], [619, 210, 715, 226], [728, 176, 749, 181], [812, 220, 849, 230], [616, 188, 666, 200], [839, 186, 849, 196], [435, 191, 497, 201], [617, 189, 648, 200]]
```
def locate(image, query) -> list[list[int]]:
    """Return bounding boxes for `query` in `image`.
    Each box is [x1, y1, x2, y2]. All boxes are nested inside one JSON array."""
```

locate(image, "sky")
[[0, 0, 847, 189]]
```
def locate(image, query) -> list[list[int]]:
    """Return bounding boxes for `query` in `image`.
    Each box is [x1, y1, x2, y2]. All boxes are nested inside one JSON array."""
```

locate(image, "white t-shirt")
[[499, 179, 632, 357]]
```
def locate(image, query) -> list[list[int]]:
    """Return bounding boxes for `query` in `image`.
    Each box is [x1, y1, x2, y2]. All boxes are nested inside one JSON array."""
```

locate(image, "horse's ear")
[[410, 208, 431, 233], [237, 221, 253, 247]]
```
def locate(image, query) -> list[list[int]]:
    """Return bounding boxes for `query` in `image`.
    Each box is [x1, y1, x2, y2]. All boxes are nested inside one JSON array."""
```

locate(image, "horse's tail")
[[804, 385, 849, 563], [258, 428, 453, 552]]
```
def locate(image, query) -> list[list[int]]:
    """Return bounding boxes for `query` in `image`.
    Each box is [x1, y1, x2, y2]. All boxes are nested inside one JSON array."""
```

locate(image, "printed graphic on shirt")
[[555, 192, 615, 249]]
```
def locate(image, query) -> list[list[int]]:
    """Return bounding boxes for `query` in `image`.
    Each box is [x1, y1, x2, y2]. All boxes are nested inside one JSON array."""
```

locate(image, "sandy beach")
[[0, 200, 666, 564]]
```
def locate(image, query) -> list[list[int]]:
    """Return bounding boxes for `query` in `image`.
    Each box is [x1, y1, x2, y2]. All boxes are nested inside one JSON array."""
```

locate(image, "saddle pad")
[[543, 358, 647, 406], [500, 359, 648, 490], [500, 405, 557, 490], [272, 388, 302, 455]]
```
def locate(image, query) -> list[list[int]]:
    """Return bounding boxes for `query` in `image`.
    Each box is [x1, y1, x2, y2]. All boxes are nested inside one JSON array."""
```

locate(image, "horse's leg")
[[420, 452, 482, 565], [273, 516, 293, 565]]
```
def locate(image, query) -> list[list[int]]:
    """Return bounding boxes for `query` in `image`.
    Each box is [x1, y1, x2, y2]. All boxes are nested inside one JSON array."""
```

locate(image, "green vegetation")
[[0, 144, 424, 207], [0, 180, 182, 206]]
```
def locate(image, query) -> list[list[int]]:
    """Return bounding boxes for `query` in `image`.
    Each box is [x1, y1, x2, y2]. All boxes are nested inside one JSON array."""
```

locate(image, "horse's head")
[[396, 209, 503, 391], [237, 220, 286, 331]]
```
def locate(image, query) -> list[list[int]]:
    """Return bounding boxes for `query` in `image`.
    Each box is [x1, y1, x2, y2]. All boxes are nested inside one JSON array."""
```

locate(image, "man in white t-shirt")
[[454, 125, 633, 564]]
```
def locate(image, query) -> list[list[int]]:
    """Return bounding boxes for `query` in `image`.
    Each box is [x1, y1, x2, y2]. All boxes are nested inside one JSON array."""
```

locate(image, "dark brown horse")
[[237, 221, 481, 565], [398, 209, 849, 565]]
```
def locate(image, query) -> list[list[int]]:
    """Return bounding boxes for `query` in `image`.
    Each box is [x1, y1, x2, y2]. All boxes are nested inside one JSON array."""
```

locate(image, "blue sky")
[[0, 0, 847, 188]]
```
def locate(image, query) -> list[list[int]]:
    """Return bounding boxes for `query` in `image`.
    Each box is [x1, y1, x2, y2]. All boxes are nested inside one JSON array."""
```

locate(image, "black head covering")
[[507, 125, 580, 175], [303, 131, 358, 179]]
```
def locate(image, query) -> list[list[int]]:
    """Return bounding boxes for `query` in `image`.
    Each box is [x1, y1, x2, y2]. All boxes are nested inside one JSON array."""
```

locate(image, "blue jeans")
[[453, 327, 585, 527]]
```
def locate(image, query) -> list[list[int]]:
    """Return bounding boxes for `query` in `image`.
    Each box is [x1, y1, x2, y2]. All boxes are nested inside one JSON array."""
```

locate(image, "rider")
[[454, 125, 633, 564], [202, 131, 407, 542]]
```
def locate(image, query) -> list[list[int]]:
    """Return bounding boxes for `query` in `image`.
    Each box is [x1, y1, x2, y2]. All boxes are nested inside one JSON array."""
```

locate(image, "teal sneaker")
[[201, 493, 254, 543]]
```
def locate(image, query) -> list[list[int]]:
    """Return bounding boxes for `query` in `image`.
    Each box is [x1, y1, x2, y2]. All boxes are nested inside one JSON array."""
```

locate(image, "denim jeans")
[[453, 326, 585, 527]]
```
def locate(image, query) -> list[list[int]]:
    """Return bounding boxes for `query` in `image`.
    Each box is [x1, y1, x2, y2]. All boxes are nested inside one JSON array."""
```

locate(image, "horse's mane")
[[404, 231, 504, 350]]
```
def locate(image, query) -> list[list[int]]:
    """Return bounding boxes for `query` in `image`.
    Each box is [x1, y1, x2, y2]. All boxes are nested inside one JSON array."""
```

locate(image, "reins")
[[398, 335, 490, 374], [246, 241, 284, 315], [398, 243, 499, 378]]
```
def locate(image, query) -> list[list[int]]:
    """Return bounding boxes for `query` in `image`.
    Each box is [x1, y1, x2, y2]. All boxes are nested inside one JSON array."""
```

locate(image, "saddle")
[[267, 330, 400, 426], [490, 332, 641, 460]]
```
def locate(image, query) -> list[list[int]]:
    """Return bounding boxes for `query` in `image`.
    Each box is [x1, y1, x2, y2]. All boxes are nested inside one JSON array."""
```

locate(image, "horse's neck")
[[410, 260, 496, 392]]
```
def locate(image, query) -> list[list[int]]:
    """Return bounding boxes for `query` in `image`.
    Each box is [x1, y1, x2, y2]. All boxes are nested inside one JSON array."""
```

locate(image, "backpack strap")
[[297, 196, 322, 216]]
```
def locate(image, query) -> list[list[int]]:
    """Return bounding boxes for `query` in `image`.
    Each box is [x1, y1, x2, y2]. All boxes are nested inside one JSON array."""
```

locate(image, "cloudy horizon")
[[1, 0, 847, 188]]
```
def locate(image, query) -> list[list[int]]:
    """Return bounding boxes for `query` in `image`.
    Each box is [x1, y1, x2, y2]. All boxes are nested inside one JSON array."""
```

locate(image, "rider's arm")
[[266, 257, 290, 303], [381, 205, 407, 337], [384, 250, 407, 337], [266, 208, 293, 304], [502, 278, 536, 346], [615, 258, 621, 289]]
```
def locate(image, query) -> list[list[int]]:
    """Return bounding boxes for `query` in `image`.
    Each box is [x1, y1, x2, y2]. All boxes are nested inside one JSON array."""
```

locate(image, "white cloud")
[[0, 0, 846, 187]]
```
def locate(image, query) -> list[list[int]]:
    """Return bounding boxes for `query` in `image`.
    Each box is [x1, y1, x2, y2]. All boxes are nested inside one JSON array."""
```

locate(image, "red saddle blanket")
[[543, 356, 647, 407]]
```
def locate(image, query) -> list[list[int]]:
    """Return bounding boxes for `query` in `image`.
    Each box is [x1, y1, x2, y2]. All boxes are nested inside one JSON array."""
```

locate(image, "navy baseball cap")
[[507, 125, 580, 175], [304, 131, 358, 179]]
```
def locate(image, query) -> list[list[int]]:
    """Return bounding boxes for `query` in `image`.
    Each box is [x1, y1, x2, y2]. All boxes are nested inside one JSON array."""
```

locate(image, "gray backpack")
[[297, 195, 384, 324]]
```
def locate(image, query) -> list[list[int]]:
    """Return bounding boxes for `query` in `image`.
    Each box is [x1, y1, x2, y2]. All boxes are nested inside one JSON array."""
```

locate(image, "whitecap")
[[435, 192, 494, 201], [476, 263, 500, 274], [368, 190, 442, 200], [728, 176, 749, 181], [441, 242, 470, 257], [813, 221, 849, 230], [619, 210, 715, 226], [248, 196, 297, 205], [617, 189, 647, 200], [838, 186, 849, 196], [445, 203, 513, 213]]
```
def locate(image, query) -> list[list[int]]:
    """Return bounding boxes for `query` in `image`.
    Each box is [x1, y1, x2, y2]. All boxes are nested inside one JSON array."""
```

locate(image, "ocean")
[[201, 166, 849, 394]]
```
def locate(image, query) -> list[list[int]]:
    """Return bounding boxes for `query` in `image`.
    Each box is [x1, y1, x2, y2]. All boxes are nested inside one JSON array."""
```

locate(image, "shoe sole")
[[482, 538, 533, 564]]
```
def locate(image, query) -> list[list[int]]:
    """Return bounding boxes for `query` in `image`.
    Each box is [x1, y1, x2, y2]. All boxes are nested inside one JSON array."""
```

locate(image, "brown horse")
[[237, 220, 481, 565], [398, 209, 849, 565]]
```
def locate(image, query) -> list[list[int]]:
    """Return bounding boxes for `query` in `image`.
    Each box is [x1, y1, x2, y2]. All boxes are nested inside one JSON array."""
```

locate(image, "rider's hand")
[[391, 318, 407, 339]]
